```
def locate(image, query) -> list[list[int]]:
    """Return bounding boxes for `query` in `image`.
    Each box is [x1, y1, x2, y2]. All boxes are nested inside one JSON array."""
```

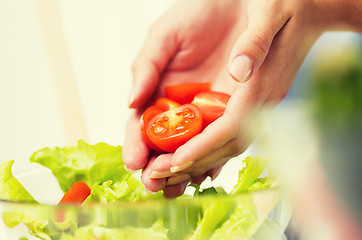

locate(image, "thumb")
[[228, 8, 287, 83], [129, 23, 178, 108]]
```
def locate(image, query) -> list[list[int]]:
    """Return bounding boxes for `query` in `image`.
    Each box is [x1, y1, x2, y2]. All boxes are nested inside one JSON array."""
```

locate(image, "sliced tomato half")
[[165, 82, 211, 104], [192, 91, 231, 128], [140, 106, 164, 151], [146, 104, 202, 152]]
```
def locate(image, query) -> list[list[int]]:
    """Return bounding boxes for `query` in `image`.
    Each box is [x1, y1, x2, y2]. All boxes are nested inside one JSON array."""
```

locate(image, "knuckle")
[[248, 32, 271, 56]]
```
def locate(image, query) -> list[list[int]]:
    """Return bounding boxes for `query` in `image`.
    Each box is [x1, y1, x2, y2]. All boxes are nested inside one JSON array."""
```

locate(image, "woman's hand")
[[123, 0, 360, 197]]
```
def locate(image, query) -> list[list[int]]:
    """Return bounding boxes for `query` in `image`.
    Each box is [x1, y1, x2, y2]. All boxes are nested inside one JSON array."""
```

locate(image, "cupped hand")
[[123, 0, 342, 197]]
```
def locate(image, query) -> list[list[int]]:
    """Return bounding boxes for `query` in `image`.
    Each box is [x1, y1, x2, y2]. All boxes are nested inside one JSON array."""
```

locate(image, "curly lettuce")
[[188, 155, 274, 240], [59, 220, 169, 240], [30, 140, 128, 192]]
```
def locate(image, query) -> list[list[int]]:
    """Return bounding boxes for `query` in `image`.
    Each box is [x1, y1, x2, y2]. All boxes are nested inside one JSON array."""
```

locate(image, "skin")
[[123, 0, 362, 198]]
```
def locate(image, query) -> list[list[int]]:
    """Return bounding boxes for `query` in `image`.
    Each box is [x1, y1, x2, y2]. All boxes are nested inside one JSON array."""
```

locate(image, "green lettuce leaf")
[[85, 178, 163, 204], [189, 184, 226, 197], [59, 220, 169, 240], [0, 161, 58, 239], [209, 197, 259, 240], [248, 177, 274, 192], [186, 199, 233, 240], [209, 155, 274, 239], [0, 160, 36, 203], [189, 155, 273, 240], [2, 204, 64, 240], [184, 184, 229, 239], [30, 140, 128, 192], [230, 155, 269, 194], [83, 178, 164, 230]]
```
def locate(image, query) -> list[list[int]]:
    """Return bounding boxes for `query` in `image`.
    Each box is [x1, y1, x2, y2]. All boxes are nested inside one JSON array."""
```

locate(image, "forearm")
[[346, 0, 362, 32], [312, 0, 362, 32]]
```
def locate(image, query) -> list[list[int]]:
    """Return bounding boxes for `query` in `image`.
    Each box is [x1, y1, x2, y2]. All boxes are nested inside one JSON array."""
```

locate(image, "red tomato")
[[192, 91, 231, 128], [146, 104, 202, 152], [56, 181, 91, 222], [165, 82, 211, 104], [154, 97, 180, 110], [140, 106, 164, 151], [58, 181, 91, 205]]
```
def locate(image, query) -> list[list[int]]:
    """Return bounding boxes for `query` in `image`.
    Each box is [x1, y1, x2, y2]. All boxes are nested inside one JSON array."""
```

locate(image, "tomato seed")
[[154, 126, 165, 134], [176, 126, 184, 130]]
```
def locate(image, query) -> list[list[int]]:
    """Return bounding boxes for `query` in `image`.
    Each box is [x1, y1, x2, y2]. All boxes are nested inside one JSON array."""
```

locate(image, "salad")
[[0, 140, 276, 240]]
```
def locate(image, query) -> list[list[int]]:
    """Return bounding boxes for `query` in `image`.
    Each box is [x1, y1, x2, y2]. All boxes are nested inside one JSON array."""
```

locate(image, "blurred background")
[[0, 0, 177, 173]]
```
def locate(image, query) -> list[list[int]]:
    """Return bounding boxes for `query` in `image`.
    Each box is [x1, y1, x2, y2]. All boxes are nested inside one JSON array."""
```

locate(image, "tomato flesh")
[[146, 104, 202, 152], [140, 99, 180, 151], [140, 106, 164, 151], [165, 82, 211, 104], [192, 91, 231, 128]]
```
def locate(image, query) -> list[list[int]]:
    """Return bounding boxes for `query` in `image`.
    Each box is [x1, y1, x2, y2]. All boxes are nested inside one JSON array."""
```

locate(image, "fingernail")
[[150, 170, 172, 179], [124, 165, 137, 173], [166, 174, 191, 185], [144, 186, 157, 194], [210, 171, 219, 181], [170, 161, 193, 173], [229, 55, 253, 83], [128, 86, 135, 108]]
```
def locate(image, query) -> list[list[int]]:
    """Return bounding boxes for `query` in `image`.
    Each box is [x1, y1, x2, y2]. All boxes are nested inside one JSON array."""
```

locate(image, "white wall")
[[0, 0, 176, 173]]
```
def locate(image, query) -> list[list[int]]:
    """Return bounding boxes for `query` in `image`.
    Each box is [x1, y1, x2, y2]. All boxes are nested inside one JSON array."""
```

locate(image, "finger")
[[122, 109, 150, 171], [172, 136, 249, 177], [166, 174, 191, 186], [208, 165, 223, 181], [151, 154, 191, 185], [171, 113, 238, 172], [191, 174, 208, 185], [163, 181, 189, 199], [141, 155, 166, 193], [129, 22, 179, 108], [150, 153, 173, 178], [189, 165, 223, 185], [185, 156, 228, 177], [228, 1, 289, 83]]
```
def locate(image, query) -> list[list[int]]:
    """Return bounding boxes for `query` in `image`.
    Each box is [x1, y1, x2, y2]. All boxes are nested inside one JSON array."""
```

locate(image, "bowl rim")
[[0, 186, 281, 210]]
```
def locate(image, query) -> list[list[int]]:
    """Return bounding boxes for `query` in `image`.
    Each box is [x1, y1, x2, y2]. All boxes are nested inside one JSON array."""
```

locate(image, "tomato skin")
[[140, 106, 164, 152], [146, 104, 202, 152], [165, 82, 211, 104], [58, 181, 91, 205], [192, 91, 231, 128], [56, 181, 91, 222], [154, 98, 180, 110]]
